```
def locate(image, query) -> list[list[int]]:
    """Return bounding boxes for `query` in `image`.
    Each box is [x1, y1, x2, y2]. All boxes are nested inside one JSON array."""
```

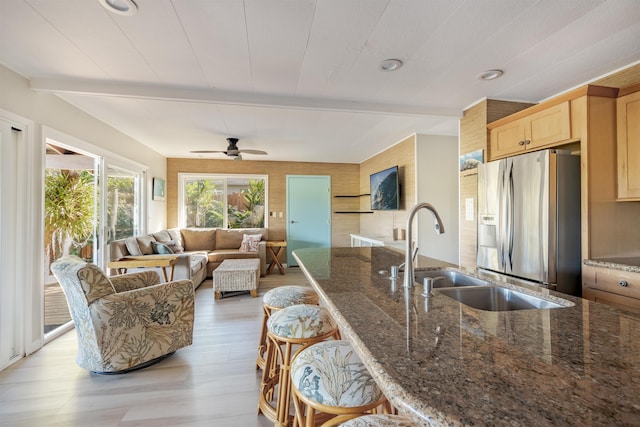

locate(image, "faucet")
[[403, 202, 445, 289]]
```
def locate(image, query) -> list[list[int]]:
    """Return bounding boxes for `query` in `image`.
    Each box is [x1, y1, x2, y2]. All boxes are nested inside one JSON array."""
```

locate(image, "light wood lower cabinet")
[[617, 90, 640, 200], [583, 265, 640, 313], [489, 101, 571, 160]]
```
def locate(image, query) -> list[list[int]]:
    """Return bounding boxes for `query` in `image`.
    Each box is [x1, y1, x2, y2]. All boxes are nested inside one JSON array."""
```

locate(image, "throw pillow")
[[151, 241, 175, 255], [125, 236, 143, 256], [159, 239, 184, 254], [239, 234, 262, 252]]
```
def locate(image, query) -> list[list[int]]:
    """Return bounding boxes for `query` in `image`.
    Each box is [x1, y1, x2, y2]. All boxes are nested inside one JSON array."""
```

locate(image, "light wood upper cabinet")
[[617, 90, 640, 201], [489, 102, 572, 160]]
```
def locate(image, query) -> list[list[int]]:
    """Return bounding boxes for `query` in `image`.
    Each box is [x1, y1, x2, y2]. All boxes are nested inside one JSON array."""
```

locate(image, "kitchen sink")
[[436, 286, 573, 311], [414, 269, 489, 288]]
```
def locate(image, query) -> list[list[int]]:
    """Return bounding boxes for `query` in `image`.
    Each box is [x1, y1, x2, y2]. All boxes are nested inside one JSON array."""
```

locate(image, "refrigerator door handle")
[[506, 161, 514, 270], [497, 160, 506, 270]]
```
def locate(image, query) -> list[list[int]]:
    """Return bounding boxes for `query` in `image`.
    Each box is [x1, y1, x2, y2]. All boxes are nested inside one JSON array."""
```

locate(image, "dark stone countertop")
[[293, 246, 640, 427]]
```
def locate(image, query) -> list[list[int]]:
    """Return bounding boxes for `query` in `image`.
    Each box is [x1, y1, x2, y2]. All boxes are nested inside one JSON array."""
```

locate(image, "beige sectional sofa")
[[109, 227, 268, 288]]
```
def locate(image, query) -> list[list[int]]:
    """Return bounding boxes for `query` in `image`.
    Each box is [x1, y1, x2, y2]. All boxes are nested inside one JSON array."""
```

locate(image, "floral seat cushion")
[[267, 304, 336, 339], [338, 414, 417, 426], [263, 285, 318, 308], [291, 340, 384, 408]]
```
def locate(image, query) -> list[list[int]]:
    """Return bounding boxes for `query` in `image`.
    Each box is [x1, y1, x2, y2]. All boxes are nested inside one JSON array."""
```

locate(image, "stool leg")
[[256, 305, 271, 370], [258, 334, 279, 421], [276, 342, 293, 426]]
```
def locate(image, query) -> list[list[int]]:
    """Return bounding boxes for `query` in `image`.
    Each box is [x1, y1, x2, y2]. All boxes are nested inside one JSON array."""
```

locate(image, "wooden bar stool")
[[290, 340, 388, 427], [256, 286, 319, 370], [258, 304, 339, 427], [337, 414, 417, 426]]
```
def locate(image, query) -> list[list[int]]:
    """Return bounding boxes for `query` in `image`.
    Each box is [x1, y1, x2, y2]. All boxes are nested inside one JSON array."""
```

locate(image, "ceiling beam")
[[29, 77, 461, 119]]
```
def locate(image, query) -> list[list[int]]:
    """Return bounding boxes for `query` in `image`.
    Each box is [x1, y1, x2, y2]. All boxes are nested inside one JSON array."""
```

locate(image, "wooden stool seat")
[[258, 304, 339, 427], [338, 414, 417, 426], [290, 340, 388, 427], [256, 286, 319, 370]]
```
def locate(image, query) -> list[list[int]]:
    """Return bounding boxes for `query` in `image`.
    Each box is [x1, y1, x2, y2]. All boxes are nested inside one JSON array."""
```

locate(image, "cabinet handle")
[[518, 140, 525, 146], [524, 139, 531, 145], [619, 280, 629, 287]]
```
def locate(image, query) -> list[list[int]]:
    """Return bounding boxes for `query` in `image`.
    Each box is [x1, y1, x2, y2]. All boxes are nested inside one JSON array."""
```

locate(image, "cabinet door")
[[583, 288, 640, 314], [489, 119, 526, 159], [526, 102, 571, 149], [617, 91, 640, 200]]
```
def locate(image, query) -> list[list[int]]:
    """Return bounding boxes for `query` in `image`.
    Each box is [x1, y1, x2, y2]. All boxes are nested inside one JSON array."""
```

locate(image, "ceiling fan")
[[190, 138, 268, 160]]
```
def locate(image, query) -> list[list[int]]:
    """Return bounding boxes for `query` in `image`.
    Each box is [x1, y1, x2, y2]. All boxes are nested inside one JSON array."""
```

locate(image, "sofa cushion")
[[181, 228, 216, 251], [151, 241, 174, 254], [189, 253, 208, 276], [152, 230, 172, 242], [216, 228, 265, 249], [167, 229, 184, 247], [125, 236, 143, 256], [208, 249, 259, 263], [136, 235, 156, 255], [240, 234, 262, 252], [162, 240, 184, 253]]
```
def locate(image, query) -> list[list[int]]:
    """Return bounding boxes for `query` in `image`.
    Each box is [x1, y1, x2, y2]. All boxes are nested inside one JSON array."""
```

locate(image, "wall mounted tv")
[[370, 165, 400, 210]]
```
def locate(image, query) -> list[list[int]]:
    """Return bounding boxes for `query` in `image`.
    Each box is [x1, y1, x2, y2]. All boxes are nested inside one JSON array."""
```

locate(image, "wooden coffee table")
[[108, 255, 178, 282]]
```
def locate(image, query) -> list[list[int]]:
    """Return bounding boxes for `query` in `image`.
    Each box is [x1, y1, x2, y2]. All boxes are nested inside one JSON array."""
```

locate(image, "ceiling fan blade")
[[189, 150, 226, 154], [239, 149, 268, 155]]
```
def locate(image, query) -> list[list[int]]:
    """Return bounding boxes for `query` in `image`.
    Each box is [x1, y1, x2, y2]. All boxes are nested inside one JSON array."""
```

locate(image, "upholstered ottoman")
[[212, 258, 260, 300]]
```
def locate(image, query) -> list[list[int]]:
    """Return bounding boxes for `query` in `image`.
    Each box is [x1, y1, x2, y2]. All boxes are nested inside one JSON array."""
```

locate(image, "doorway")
[[286, 175, 331, 267], [43, 139, 143, 339]]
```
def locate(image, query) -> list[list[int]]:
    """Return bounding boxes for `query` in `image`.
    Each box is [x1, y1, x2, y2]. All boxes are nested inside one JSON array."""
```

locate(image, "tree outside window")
[[182, 175, 266, 228]]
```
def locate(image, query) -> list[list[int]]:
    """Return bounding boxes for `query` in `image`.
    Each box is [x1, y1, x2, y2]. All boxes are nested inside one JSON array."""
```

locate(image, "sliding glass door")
[[43, 139, 144, 339]]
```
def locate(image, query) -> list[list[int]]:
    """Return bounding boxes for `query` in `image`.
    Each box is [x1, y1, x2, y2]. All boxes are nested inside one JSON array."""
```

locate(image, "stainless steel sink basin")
[[436, 286, 572, 311], [414, 269, 489, 288]]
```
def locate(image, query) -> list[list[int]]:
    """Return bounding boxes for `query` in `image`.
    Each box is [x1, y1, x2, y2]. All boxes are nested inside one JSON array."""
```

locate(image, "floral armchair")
[[51, 255, 195, 374]]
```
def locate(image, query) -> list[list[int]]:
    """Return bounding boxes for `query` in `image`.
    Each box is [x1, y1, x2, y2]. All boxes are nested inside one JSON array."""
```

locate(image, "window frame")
[[178, 173, 269, 229]]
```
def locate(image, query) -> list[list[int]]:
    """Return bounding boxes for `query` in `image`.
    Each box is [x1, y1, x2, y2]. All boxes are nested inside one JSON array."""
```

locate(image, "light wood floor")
[[0, 268, 310, 427]]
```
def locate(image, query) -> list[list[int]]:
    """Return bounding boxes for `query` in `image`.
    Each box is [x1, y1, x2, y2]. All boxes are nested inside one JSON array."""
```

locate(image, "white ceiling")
[[1, 0, 639, 163]]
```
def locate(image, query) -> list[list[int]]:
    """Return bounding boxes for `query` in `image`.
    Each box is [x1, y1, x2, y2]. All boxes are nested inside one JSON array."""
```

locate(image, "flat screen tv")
[[370, 165, 399, 210]]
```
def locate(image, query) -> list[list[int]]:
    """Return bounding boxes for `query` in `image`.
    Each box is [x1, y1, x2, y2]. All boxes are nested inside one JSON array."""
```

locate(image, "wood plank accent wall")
[[458, 100, 535, 269], [166, 159, 360, 250], [359, 135, 416, 241], [578, 95, 640, 259]]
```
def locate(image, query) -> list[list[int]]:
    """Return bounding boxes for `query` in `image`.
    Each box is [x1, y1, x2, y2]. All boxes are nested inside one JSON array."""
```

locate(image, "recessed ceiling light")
[[98, 0, 138, 16], [379, 59, 403, 72], [477, 69, 504, 81]]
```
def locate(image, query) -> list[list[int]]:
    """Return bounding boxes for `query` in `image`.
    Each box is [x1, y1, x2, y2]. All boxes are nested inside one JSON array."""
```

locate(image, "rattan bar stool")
[[258, 304, 340, 427], [257, 286, 319, 370], [290, 340, 389, 427], [338, 414, 417, 426]]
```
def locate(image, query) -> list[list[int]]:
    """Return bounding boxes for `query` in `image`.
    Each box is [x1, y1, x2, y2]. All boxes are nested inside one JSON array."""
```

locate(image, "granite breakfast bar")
[[293, 246, 640, 426]]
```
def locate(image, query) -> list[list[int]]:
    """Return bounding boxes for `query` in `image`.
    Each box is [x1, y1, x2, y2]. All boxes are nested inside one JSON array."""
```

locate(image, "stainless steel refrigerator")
[[477, 149, 581, 296]]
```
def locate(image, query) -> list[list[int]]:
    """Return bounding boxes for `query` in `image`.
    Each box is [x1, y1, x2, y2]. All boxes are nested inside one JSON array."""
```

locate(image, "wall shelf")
[[334, 194, 371, 198], [334, 211, 374, 214]]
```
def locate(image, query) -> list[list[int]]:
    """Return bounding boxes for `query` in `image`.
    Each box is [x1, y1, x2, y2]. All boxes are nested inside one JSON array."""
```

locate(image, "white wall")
[[415, 134, 459, 264]]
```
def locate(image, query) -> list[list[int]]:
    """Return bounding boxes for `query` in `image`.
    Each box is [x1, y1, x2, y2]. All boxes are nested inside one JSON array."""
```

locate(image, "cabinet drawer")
[[583, 265, 640, 300], [583, 288, 640, 314]]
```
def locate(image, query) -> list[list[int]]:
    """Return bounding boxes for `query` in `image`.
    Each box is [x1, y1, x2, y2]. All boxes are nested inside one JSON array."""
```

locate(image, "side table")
[[266, 240, 287, 275], [108, 255, 178, 282]]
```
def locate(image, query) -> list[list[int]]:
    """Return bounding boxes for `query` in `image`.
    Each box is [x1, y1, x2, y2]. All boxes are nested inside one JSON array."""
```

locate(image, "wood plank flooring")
[[0, 268, 311, 427]]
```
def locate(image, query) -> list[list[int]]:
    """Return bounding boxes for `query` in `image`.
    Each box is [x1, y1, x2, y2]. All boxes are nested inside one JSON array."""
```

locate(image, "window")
[[179, 174, 267, 229]]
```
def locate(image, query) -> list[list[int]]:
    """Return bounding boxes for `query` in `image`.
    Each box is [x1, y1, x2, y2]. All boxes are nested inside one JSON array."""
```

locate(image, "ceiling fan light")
[[98, 0, 138, 16]]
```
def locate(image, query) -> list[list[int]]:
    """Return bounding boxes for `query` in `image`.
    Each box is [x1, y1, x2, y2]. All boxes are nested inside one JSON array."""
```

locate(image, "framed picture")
[[153, 178, 165, 201], [459, 149, 484, 171]]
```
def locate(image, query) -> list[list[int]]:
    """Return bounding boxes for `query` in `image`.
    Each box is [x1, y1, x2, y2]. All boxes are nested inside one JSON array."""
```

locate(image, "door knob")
[[290, 220, 298, 224]]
